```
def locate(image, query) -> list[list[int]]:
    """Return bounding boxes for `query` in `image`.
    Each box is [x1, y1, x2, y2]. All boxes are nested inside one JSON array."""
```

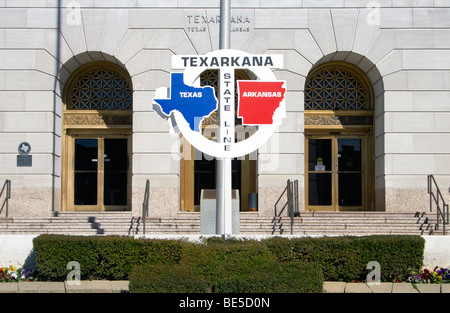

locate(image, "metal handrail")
[[274, 185, 288, 218], [287, 180, 294, 234], [293, 179, 299, 217], [142, 179, 150, 235], [288, 179, 300, 234], [0, 180, 11, 217], [428, 174, 448, 235], [274, 179, 299, 234]]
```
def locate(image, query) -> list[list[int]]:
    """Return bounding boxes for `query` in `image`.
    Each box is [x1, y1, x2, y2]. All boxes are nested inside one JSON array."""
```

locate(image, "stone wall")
[[0, 1, 449, 217]]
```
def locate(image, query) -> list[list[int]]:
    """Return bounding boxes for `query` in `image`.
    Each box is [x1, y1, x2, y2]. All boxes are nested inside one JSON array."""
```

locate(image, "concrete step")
[[240, 211, 434, 236], [0, 212, 136, 236], [0, 211, 441, 236]]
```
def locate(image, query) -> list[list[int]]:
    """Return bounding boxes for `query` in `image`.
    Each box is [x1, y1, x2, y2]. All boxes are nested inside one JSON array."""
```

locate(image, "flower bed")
[[0, 265, 37, 282], [409, 266, 450, 284]]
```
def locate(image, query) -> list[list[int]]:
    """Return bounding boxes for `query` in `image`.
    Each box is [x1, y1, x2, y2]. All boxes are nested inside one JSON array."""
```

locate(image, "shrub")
[[94, 236, 184, 279], [264, 235, 425, 282], [33, 234, 424, 287], [130, 260, 323, 293], [33, 235, 99, 280], [180, 239, 277, 285], [129, 263, 210, 293], [129, 239, 323, 293], [213, 261, 323, 293], [33, 235, 185, 281]]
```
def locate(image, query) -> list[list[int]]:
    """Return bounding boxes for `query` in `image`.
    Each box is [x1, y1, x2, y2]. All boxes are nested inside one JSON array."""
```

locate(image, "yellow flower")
[[9, 265, 15, 272], [433, 272, 437, 277], [438, 275, 443, 280]]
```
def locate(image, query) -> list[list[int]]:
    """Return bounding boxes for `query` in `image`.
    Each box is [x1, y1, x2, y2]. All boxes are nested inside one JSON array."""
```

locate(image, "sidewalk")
[[0, 280, 129, 293], [0, 281, 448, 293], [323, 281, 449, 293]]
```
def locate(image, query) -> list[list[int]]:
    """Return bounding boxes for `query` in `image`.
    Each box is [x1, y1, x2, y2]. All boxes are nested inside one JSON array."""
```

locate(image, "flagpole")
[[216, 0, 233, 236]]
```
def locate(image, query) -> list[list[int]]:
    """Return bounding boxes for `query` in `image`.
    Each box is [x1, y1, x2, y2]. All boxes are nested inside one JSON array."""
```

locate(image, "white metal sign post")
[[153, 0, 286, 236]]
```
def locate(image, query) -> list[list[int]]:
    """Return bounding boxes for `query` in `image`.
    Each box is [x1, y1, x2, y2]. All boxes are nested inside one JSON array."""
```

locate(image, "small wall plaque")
[[17, 155, 32, 167], [17, 142, 32, 167]]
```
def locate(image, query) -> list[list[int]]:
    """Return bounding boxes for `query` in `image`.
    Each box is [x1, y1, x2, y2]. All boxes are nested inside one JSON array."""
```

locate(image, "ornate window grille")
[[67, 67, 132, 111], [304, 64, 372, 111]]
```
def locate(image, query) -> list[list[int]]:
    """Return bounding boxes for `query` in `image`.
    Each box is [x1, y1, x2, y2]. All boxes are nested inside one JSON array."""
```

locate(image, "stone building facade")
[[0, 0, 449, 219]]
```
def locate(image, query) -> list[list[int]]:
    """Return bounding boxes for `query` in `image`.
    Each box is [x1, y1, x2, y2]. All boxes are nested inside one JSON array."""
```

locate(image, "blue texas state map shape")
[[153, 73, 218, 132]]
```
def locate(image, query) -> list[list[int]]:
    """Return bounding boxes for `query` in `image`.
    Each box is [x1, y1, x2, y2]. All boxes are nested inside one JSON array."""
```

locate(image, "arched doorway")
[[180, 69, 257, 212], [304, 62, 375, 211], [62, 62, 133, 211]]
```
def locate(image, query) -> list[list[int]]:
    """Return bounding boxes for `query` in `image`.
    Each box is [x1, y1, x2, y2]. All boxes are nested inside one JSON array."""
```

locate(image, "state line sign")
[[153, 49, 286, 158]]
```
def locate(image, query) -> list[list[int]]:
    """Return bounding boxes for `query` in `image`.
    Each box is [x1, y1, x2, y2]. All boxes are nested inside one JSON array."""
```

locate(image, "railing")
[[0, 180, 11, 218], [142, 179, 150, 235], [289, 179, 299, 219], [274, 179, 299, 234], [428, 174, 449, 235]]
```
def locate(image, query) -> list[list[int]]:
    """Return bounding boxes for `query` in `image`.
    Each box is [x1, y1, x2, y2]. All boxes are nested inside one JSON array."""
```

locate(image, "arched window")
[[304, 62, 373, 111], [66, 65, 132, 111]]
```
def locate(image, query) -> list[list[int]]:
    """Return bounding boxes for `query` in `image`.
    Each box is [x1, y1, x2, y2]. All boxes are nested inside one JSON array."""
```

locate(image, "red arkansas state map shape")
[[237, 81, 286, 125]]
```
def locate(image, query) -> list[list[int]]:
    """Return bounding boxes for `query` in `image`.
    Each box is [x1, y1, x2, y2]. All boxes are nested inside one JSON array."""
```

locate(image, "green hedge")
[[212, 261, 323, 293], [33, 235, 184, 281], [129, 263, 211, 293], [180, 239, 277, 285], [129, 239, 323, 293], [33, 234, 425, 288], [129, 261, 323, 293], [264, 235, 425, 282]]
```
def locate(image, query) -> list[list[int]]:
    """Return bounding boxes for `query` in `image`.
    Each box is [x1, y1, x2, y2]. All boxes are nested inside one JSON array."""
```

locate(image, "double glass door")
[[67, 134, 130, 211], [306, 135, 366, 211], [180, 137, 256, 212]]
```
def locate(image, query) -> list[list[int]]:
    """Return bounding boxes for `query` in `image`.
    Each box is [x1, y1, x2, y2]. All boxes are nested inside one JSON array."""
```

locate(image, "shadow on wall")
[[0, 235, 37, 271]]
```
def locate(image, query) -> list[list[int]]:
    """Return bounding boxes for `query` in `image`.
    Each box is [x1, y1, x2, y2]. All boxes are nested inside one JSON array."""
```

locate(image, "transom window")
[[304, 63, 372, 111], [66, 66, 132, 111]]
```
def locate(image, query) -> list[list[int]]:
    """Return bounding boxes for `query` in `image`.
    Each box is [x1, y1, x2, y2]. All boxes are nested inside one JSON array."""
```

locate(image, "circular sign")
[[154, 49, 286, 158], [18, 142, 31, 155]]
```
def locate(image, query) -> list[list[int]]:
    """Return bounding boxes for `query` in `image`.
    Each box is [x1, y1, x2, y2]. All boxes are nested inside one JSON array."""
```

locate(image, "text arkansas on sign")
[[237, 81, 286, 125]]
